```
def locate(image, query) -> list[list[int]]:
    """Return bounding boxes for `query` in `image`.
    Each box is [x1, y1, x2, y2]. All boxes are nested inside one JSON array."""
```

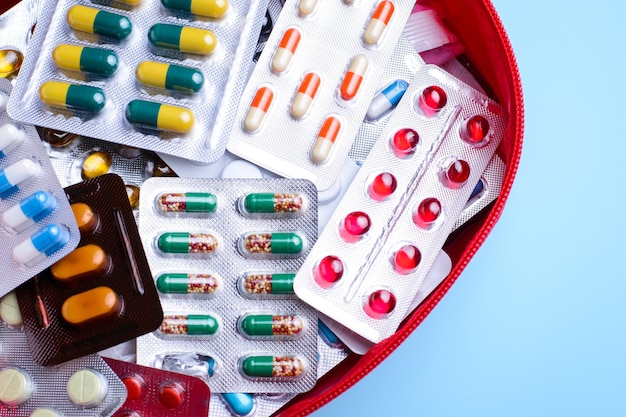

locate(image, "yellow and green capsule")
[[148, 24, 217, 55], [136, 61, 204, 93], [66, 5, 132, 40], [52, 44, 119, 77], [39, 81, 105, 113], [125, 100, 194, 133], [161, 0, 229, 18], [240, 355, 304, 378]]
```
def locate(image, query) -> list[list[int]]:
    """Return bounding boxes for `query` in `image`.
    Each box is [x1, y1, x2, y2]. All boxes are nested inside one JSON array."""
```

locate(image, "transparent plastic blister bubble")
[[0, 79, 80, 298], [227, 0, 417, 191], [0, 0, 40, 80], [0, 324, 126, 417], [7, 0, 268, 163], [293, 64, 508, 343], [137, 177, 318, 393]]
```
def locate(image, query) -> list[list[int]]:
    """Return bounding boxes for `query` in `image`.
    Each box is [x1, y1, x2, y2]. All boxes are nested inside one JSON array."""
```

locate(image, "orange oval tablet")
[[71, 203, 98, 234], [61, 286, 122, 328], [50, 244, 110, 285]]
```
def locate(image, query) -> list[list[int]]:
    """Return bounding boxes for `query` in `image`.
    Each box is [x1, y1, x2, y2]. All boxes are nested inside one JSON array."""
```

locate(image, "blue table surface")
[[313, 1, 626, 416]]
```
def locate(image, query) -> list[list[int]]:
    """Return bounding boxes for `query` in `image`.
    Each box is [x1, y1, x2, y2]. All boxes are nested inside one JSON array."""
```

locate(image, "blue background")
[[314, 1, 626, 416]]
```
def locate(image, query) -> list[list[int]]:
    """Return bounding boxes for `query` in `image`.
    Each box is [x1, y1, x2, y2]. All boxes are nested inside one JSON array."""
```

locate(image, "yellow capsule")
[[52, 44, 119, 77], [0, 49, 23, 78], [125, 100, 194, 133], [66, 5, 132, 40], [148, 24, 217, 56], [39, 81, 106, 113], [161, 0, 228, 18], [81, 151, 112, 179], [125, 184, 140, 208], [136, 61, 204, 93]]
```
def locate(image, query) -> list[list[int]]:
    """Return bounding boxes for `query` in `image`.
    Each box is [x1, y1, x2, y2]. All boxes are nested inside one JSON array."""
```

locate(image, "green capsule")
[[157, 232, 218, 254], [125, 100, 194, 133], [239, 314, 304, 337], [241, 273, 295, 295], [39, 81, 105, 113], [242, 193, 304, 214], [157, 192, 217, 213], [240, 355, 304, 378], [159, 314, 219, 335], [156, 273, 218, 294], [67, 5, 132, 40], [52, 45, 119, 77], [240, 232, 303, 255], [161, 0, 229, 18]]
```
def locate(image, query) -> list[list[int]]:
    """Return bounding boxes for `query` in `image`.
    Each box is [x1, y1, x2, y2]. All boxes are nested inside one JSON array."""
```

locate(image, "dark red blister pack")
[[15, 173, 163, 366], [103, 357, 211, 417]]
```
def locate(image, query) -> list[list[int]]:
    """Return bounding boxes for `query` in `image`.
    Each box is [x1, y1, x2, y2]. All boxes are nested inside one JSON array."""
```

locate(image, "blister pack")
[[0, 79, 80, 298], [0, 0, 39, 79], [137, 177, 319, 393], [7, 0, 267, 163], [227, 0, 416, 191], [14, 173, 163, 366], [102, 357, 211, 417], [0, 322, 126, 416], [293, 64, 508, 343]]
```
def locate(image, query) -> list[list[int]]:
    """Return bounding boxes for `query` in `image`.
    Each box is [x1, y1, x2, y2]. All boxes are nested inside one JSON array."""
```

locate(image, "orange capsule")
[[363, 1, 395, 46], [339, 55, 368, 102], [310, 116, 341, 164], [244, 86, 274, 133], [271, 28, 301, 74], [290, 72, 321, 119]]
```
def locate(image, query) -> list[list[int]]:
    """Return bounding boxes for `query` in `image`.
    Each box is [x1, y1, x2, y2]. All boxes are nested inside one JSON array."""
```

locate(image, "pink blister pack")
[[293, 63, 508, 343]]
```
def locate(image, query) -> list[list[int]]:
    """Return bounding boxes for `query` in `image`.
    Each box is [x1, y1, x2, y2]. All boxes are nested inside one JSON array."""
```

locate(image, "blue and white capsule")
[[12, 223, 70, 267], [364, 79, 408, 122], [0, 123, 25, 158], [0, 191, 57, 233], [0, 159, 41, 197]]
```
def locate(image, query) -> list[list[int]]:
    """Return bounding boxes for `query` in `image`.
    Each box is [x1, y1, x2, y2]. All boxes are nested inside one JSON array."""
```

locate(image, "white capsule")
[[0, 123, 25, 158], [0, 158, 41, 197]]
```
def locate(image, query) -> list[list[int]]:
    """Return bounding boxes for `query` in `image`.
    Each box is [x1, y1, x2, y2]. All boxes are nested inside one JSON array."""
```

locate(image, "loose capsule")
[[157, 232, 218, 254], [243, 86, 273, 133], [159, 314, 219, 335], [297, 0, 318, 16], [125, 100, 194, 133], [365, 79, 408, 121], [136, 61, 204, 93], [0, 49, 23, 78], [39, 81, 105, 113], [239, 232, 304, 255], [220, 393, 256, 417], [52, 44, 119, 77], [66, 5, 132, 40], [271, 28, 301, 74], [0, 158, 41, 197], [241, 273, 295, 295], [240, 355, 304, 378], [241, 192, 304, 214], [339, 55, 368, 101], [12, 224, 69, 267], [156, 273, 219, 294], [290, 72, 320, 119], [310, 116, 341, 164], [161, 0, 228, 18], [0, 191, 57, 233], [157, 192, 217, 213], [363, 1, 394, 46], [148, 24, 217, 55], [239, 314, 304, 337]]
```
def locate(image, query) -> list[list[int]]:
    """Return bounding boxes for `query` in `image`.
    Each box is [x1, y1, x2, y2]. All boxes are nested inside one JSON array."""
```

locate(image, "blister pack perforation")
[[293, 64, 508, 343], [7, 0, 267, 163], [137, 177, 318, 393]]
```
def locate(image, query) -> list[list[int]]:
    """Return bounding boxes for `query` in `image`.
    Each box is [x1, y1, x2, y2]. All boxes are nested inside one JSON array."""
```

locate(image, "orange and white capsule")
[[244, 86, 274, 133], [363, 1, 395, 46], [290, 72, 321, 119], [310, 116, 341, 164], [339, 55, 368, 102], [271, 28, 301, 74]]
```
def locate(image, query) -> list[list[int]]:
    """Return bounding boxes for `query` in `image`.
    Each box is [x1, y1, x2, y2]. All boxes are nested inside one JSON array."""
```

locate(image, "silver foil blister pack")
[[7, 0, 267, 163], [0, 79, 80, 297], [293, 64, 508, 343], [137, 177, 319, 393], [227, 0, 416, 191]]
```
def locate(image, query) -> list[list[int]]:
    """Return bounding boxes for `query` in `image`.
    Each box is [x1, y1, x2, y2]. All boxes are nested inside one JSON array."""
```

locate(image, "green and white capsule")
[[156, 273, 219, 294], [148, 24, 217, 55], [136, 61, 204, 93], [240, 355, 305, 379], [240, 192, 305, 215], [125, 100, 194, 133], [157, 232, 218, 254], [39, 81, 105, 113], [157, 192, 217, 213], [159, 314, 219, 335], [52, 44, 119, 77], [238, 314, 304, 338], [240, 273, 295, 296], [239, 232, 304, 256], [66, 5, 132, 40]]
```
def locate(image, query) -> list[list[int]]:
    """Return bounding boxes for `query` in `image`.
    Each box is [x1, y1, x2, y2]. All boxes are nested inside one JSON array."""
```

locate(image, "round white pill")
[[67, 368, 108, 408], [30, 408, 62, 417], [0, 367, 34, 406], [0, 292, 22, 328]]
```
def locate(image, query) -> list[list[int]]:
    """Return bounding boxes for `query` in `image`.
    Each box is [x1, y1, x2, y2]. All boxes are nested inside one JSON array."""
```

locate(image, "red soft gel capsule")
[[441, 159, 470, 188], [364, 289, 396, 319], [340, 211, 371, 243], [393, 244, 421, 273], [418, 85, 447, 117], [391, 128, 419, 158], [314, 256, 344, 288], [122, 375, 144, 401], [462, 115, 490, 144], [413, 197, 442, 229], [368, 172, 397, 201], [159, 383, 184, 409]]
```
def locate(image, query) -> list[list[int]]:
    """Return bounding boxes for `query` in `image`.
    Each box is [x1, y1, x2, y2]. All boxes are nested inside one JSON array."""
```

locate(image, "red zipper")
[[276, 0, 524, 414]]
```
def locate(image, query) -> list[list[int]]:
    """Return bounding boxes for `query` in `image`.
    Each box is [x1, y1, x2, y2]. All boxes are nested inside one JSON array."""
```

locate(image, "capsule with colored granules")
[[159, 314, 219, 335], [240, 355, 304, 378], [157, 232, 218, 254], [161, 0, 229, 18], [239, 232, 304, 256], [241, 273, 295, 295], [125, 100, 194, 133], [157, 192, 217, 213], [156, 273, 219, 294], [240, 193, 304, 215], [148, 24, 217, 55], [66, 5, 132, 41], [40, 81, 105, 113], [136, 61, 204, 93], [52, 44, 119, 77], [239, 314, 304, 338]]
